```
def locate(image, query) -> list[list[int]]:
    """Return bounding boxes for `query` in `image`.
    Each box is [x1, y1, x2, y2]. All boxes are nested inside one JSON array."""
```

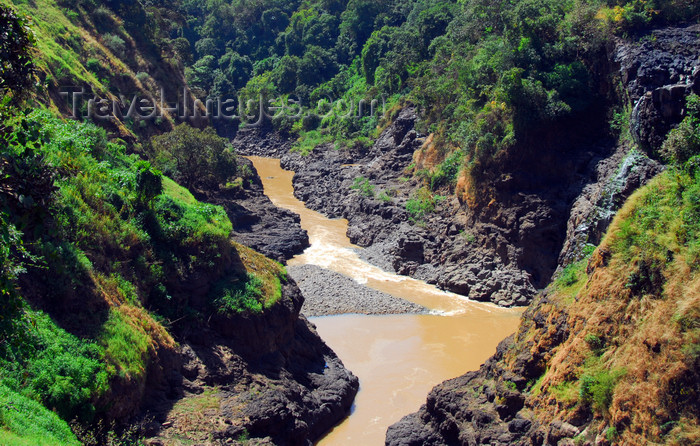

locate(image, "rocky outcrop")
[[233, 128, 295, 158], [616, 24, 700, 154], [200, 157, 309, 263], [144, 278, 359, 446], [386, 291, 569, 446], [556, 146, 664, 269], [275, 108, 616, 307]]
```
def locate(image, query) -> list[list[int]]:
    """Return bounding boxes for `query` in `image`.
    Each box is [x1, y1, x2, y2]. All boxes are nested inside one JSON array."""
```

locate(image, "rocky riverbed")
[[288, 264, 427, 316], [230, 101, 665, 308], [228, 21, 694, 309]]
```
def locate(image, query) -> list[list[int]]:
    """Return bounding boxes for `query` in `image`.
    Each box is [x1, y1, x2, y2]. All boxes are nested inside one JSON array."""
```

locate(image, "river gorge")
[[247, 156, 523, 444]]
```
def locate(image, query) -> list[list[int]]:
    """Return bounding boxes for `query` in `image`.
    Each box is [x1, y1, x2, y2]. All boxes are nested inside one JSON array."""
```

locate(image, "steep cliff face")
[[385, 26, 700, 446], [233, 26, 692, 309], [247, 109, 651, 307], [386, 171, 699, 444], [144, 273, 358, 446], [617, 24, 700, 155]]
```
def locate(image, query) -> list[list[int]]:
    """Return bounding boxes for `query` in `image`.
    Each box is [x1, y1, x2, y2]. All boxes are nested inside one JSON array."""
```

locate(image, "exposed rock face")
[[386, 291, 569, 446], [385, 25, 697, 446], [234, 128, 294, 158], [199, 157, 309, 263], [616, 24, 700, 154], [145, 279, 359, 446], [274, 108, 541, 307], [556, 146, 664, 269]]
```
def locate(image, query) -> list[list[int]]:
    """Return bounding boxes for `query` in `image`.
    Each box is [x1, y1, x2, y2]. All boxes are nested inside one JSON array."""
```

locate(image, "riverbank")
[[289, 265, 427, 316], [247, 156, 523, 445]]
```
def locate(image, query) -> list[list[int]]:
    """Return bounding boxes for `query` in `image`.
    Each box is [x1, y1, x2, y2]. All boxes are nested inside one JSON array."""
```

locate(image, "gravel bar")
[[288, 264, 427, 317]]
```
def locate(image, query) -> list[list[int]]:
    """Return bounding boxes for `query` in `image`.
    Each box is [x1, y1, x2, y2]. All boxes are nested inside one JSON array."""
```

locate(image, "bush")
[[85, 58, 101, 74], [351, 176, 375, 198], [213, 273, 265, 314], [661, 94, 700, 166], [1, 311, 109, 422], [290, 129, 331, 156], [579, 368, 625, 413], [405, 187, 435, 223], [430, 149, 463, 191], [0, 4, 36, 103], [102, 33, 126, 57]]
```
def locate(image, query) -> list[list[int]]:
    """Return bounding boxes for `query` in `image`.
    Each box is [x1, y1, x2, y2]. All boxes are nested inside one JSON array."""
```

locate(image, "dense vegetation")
[[0, 106, 289, 442], [0, 4, 286, 442], [171, 0, 699, 204], [1, 0, 698, 443]]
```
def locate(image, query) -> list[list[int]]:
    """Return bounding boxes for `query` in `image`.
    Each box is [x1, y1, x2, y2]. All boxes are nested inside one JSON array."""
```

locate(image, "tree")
[[135, 160, 163, 206], [297, 45, 336, 89], [186, 55, 217, 92], [149, 124, 237, 190], [219, 51, 253, 90], [361, 27, 391, 84], [273, 55, 299, 94], [0, 4, 36, 104]]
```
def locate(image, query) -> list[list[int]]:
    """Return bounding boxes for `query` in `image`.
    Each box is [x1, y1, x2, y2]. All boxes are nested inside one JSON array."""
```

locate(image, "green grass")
[[0, 385, 80, 446], [162, 177, 197, 205], [100, 307, 150, 381], [291, 129, 332, 156]]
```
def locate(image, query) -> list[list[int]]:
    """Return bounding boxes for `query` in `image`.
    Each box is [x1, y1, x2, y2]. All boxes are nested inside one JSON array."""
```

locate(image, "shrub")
[[135, 160, 162, 206], [405, 187, 435, 222], [135, 71, 150, 84], [0, 4, 36, 103], [606, 426, 619, 442], [92, 5, 114, 30], [351, 176, 375, 198], [430, 150, 463, 191], [290, 129, 331, 156], [85, 58, 101, 74], [102, 33, 126, 57], [661, 94, 700, 166], [579, 368, 626, 413], [558, 263, 582, 287], [213, 273, 265, 314], [584, 333, 605, 355], [1, 311, 109, 422]]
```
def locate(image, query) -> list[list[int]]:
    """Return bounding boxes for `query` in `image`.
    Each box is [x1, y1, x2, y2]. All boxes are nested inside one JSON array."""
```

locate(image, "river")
[[247, 156, 523, 445]]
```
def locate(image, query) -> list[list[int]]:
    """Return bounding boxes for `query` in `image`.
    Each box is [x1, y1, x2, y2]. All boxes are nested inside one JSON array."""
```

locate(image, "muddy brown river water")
[[247, 157, 523, 445]]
